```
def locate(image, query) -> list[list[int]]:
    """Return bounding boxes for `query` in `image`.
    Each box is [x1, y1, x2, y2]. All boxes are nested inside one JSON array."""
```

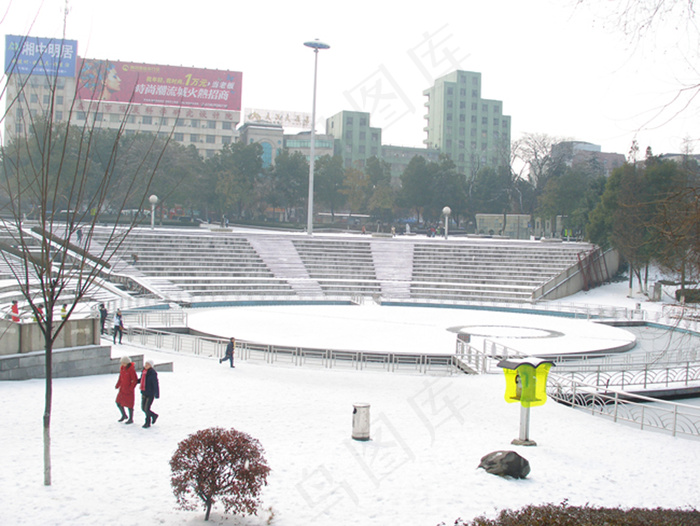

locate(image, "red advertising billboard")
[[77, 58, 242, 111]]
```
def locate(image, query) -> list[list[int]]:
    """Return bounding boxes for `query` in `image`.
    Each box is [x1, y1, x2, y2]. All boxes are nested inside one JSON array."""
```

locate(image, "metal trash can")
[[352, 403, 370, 441]]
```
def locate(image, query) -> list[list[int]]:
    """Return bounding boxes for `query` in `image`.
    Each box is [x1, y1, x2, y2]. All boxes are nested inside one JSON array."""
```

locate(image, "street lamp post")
[[442, 206, 451, 239], [304, 39, 330, 235], [149, 195, 158, 230]]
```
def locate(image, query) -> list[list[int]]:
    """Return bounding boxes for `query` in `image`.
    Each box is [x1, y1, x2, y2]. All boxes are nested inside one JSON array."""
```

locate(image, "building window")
[[472, 103, 477, 110], [222, 136, 231, 144], [481, 143, 487, 151], [360, 131, 366, 140], [447, 100, 453, 108], [459, 140, 465, 148], [371, 132, 379, 142], [191, 134, 200, 143], [482, 104, 488, 112], [142, 116, 152, 125], [502, 119, 508, 127], [472, 77, 478, 85], [176, 118, 186, 127], [55, 111, 63, 120], [460, 114, 465, 122], [158, 132, 168, 139], [346, 116, 353, 126], [110, 114, 121, 123], [174, 132, 184, 141], [261, 142, 273, 167], [471, 116, 477, 123], [345, 131, 352, 140], [222, 121, 232, 130], [494, 104, 500, 113], [493, 131, 500, 139], [447, 87, 453, 95], [30, 94, 39, 103], [359, 145, 366, 154], [459, 153, 465, 161], [459, 127, 465, 136], [205, 150, 216, 159], [191, 119, 200, 128], [126, 115, 135, 124], [206, 135, 216, 144], [471, 141, 477, 148], [493, 118, 499, 126], [447, 114, 453, 121], [470, 128, 476, 137], [43, 94, 51, 104], [472, 89, 478, 97], [481, 117, 487, 125], [207, 120, 216, 129], [160, 118, 168, 126], [460, 89, 466, 96], [460, 101, 466, 109], [77, 112, 86, 120], [56, 96, 64, 105], [446, 140, 452, 148], [360, 117, 367, 126]]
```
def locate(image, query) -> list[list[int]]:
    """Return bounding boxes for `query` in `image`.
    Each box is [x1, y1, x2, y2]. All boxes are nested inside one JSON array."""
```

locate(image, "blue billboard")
[[5, 35, 77, 77]]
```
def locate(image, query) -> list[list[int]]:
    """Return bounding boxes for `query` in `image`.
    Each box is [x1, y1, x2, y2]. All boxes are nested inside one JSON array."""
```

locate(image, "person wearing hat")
[[115, 355, 138, 424], [113, 309, 124, 344], [138, 360, 160, 428]]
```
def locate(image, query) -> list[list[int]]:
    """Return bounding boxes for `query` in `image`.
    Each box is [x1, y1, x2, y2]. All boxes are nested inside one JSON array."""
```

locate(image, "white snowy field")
[[1, 281, 699, 525]]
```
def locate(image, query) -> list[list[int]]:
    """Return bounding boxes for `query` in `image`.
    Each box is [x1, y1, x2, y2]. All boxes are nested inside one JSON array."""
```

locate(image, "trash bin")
[[352, 403, 370, 441]]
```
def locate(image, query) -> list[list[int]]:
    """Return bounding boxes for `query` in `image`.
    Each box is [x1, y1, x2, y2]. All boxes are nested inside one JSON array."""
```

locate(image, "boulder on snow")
[[478, 450, 530, 479]]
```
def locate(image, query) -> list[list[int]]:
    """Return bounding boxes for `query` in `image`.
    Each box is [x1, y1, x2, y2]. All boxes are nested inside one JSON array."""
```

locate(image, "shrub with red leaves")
[[170, 427, 270, 521]]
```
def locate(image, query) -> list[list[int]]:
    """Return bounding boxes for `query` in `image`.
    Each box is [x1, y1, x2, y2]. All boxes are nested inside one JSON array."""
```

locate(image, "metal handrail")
[[547, 374, 700, 439]]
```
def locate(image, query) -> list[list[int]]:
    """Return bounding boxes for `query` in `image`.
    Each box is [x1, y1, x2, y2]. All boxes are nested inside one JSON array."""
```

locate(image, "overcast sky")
[[3, 0, 699, 157]]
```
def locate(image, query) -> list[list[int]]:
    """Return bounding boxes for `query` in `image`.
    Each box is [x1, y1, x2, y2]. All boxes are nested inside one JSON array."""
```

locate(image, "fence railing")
[[124, 325, 460, 375], [547, 374, 700, 439]]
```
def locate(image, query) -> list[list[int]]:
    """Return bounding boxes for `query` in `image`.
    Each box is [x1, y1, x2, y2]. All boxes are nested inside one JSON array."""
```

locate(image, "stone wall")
[[0, 317, 100, 355]]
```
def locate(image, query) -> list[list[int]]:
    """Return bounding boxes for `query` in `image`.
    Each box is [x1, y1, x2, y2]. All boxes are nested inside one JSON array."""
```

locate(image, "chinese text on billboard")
[[5, 34, 77, 77], [78, 59, 242, 111]]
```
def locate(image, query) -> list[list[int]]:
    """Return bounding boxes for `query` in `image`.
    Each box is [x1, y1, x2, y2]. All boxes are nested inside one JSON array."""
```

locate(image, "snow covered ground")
[[1, 280, 699, 525]]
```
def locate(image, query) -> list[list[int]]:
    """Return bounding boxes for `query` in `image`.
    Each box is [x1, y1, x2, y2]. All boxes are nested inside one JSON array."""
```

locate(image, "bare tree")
[[0, 32, 172, 485], [511, 133, 567, 192]]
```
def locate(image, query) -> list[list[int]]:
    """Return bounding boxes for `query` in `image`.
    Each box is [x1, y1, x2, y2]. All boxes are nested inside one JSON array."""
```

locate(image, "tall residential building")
[[423, 70, 511, 176], [4, 35, 242, 159], [325, 110, 381, 169]]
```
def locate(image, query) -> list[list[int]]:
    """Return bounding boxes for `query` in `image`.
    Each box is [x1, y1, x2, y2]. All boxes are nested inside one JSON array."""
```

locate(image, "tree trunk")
[[204, 499, 212, 521], [43, 326, 53, 486]]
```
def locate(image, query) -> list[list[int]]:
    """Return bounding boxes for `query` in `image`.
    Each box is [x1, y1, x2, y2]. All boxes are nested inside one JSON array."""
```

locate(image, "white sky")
[[3, 0, 699, 156]]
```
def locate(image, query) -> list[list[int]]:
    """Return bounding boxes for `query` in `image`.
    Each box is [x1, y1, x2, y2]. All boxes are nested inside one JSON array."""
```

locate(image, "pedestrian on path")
[[115, 356, 138, 424], [138, 360, 159, 428], [113, 310, 124, 344], [219, 337, 235, 368]]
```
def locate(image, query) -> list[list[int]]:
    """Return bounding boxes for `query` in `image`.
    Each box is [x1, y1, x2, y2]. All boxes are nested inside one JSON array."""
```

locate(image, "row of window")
[[71, 112, 235, 130], [445, 100, 502, 114], [172, 133, 232, 145], [343, 131, 380, 141], [445, 114, 508, 127]]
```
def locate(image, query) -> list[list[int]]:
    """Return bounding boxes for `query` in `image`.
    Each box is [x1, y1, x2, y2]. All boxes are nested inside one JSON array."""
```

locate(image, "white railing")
[[547, 374, 700, 439], [124, 324, 460, 375]]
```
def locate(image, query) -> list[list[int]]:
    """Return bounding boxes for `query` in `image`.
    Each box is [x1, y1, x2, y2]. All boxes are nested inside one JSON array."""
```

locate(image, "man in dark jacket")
[[139, 360, 160, 428], [219, 337, 236, 368]]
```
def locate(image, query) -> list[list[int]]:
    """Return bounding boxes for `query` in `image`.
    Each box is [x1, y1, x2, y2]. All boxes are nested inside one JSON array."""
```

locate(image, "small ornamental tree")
[[170, 427, 271, 521]]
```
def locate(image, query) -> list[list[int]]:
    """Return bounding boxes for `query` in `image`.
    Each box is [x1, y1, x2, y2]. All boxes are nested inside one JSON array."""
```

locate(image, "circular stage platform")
[[187, 303, 637, 358]]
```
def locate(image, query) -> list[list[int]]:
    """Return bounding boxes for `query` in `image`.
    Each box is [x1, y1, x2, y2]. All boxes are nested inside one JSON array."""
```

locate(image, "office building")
[[423, 70, 511, 177]]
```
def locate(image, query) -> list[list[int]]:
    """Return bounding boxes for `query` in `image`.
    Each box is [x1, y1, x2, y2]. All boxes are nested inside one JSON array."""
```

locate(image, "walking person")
[[115, 356, 138, 424], [138, 360, 159, 428], [113, 309, 124, 344], [218, 337, 236, 368], [99, 304, 108, 335], [10, 300, 20, 322]]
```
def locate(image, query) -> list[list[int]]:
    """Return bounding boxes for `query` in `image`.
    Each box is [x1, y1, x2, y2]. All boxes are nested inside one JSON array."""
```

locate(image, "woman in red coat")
[[115, 356, 138, 424]]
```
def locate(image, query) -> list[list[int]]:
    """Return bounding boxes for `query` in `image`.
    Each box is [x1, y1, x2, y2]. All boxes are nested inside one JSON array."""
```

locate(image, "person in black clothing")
[[219, 337, 235, 368], [99, 304, 108, 335], [138, 360, 160, 428]]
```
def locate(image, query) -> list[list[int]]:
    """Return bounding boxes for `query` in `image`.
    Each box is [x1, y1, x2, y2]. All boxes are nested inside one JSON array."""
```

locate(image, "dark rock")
[[478, 450, 530, 479]]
